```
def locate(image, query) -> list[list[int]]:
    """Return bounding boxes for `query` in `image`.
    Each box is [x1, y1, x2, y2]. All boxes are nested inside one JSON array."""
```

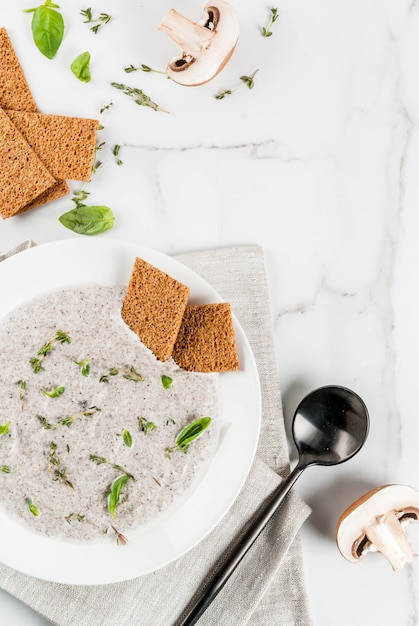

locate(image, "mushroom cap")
[[165, 0, 239, 86], [336, 484, 419, 562]]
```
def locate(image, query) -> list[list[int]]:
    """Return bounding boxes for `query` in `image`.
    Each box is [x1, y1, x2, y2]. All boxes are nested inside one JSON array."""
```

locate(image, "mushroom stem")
[[158, 9, 215, 59], [364, 511, 417, 571]]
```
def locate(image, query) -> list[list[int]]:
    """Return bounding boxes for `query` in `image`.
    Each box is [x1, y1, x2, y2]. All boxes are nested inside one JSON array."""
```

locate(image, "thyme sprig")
[[38, 406, 101, 429], [124, 64, 168, 76], [66, 512, 85, 524], [81, 8, 111, 34], [215, 70, 259, 100], [138, 416, 157, 435], [262, 7, 279, 37], [30, 330, 71, 373], [112, 144, 123, 166], [111, 82, 169, 113], [100, 366, 143, 383], [73, 357, 91, 377], [16, 379, 26, 409], [54, 467, 75, 489], [48, 441, 74, 488], [89, 455, 135, 480]]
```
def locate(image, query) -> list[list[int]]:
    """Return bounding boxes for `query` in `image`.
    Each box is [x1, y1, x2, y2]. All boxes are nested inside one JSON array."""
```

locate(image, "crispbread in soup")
[[0, 108, 57, 219], [173, 303, 240, 373], [121, 257, 190, 362]]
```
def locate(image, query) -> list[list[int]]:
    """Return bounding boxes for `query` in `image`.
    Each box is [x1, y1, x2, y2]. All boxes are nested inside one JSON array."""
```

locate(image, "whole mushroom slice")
[[158, 0, 239, 86], [336, 484, 419, 571]]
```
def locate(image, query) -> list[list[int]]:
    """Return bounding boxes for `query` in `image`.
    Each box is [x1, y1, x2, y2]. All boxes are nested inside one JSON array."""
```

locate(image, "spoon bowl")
[[180, 385, 369, 625]]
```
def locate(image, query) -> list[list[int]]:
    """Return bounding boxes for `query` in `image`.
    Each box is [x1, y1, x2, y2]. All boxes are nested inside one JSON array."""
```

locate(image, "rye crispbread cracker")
[[16, 180, 70, 214], [0, 27, 37, 112], [172, 303, 240, 372], [121, 257, 190, 362], [5, 110, 98, 181], [0, 108, 57, 219]]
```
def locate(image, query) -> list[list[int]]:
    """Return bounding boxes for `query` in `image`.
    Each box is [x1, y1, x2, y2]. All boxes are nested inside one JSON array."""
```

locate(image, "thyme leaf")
[[16, 379, 26, 409], [108, 473, 131, 519], [112, 144, 123, 166], [166, 417, 211, 458], [161, 375, 173, 389], [111, 82, 169, 113], [40, 385, 65, 398], [117, 429, 133, 448], [100, 366, 143, 383], [1, 466, 11, 474], [65, 512, 85, 524], [73, 357, 91, 377], [0, 421, 11, 435], [138, 416, 157, 435], [27, 497, 40, 516]]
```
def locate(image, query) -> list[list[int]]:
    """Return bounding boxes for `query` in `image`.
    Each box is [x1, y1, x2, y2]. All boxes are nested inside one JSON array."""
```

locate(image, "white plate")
[[0, 238, 261, 584]]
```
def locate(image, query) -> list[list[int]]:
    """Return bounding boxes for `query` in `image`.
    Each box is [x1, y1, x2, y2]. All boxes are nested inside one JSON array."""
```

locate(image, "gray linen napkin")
[[0, 242, 312, 626]]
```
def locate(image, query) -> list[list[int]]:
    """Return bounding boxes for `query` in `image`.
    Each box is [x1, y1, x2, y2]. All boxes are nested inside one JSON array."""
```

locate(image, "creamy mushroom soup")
[[0, 285, 218, 542]]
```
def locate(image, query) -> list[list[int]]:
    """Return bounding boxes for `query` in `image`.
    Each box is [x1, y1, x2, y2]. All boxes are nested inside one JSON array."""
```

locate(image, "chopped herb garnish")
[[138, 416, 157, 435], [30, 330, 71, 373], [54, 467, 74, 489], [0, 421, 11, 435], [161, 375, 173, 389], [38, 406, 101, 429], [27, 497, 40, 516], [100, 366, 143, 383], [80, 8, 112, 34], [215, 70, 259, 100], [108, 473, 131, 519], [108, 524, 128, 545], [111, 82, 169, 113], [262, 7, 279, 37], [166, 417, 211, 458], [1, 466, 11, 474], [73, 357, 91, 377], [89, 455, 135, 480], [16, 380, 26, 409], [117, 429, 133, 448], [40, 385, 65, 398]]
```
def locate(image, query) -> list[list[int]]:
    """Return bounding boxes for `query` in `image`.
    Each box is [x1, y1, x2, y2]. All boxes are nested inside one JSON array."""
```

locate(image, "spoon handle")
[[178, 462, 305, 626]]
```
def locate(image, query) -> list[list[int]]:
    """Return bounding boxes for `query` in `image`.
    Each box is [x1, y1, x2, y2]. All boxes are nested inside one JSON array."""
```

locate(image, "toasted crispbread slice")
[[0, 27, 37, 112], [0, 108, 57, 219], [16, 180, 70, 214], [5, 110, 98, 181], [172, 303, 240, 372], [121, 257, 190, 362]]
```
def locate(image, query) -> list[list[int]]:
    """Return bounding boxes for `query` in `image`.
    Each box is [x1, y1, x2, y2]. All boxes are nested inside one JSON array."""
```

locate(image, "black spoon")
[[179, 385, 369, 625]]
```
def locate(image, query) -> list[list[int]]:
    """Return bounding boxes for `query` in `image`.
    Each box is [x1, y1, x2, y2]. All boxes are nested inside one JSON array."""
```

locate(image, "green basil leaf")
[[59, 205, 115, 236], [108, 473, 131, 519], [0, 421, 11, 435], [70, 51, 91, 83], [176, 417, 211, 450], [161, 375, 173, 389], [30, 2, 64, 59]]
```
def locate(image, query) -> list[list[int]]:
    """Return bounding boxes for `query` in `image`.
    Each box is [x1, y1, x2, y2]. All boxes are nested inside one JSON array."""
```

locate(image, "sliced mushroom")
[[336, 484, 419, 571], [158, 0, 239, 86]]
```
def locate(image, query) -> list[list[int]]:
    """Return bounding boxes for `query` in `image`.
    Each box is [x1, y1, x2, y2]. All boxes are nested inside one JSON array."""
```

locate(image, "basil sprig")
[[166, 417, 211, 458], [71, 51, 91, 83], [59, 205, 115, 236], [24, 0, 64, 59]]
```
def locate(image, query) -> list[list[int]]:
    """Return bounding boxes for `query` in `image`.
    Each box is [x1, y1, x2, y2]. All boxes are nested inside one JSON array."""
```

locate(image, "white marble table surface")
[[1, 0, 419, 624]]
